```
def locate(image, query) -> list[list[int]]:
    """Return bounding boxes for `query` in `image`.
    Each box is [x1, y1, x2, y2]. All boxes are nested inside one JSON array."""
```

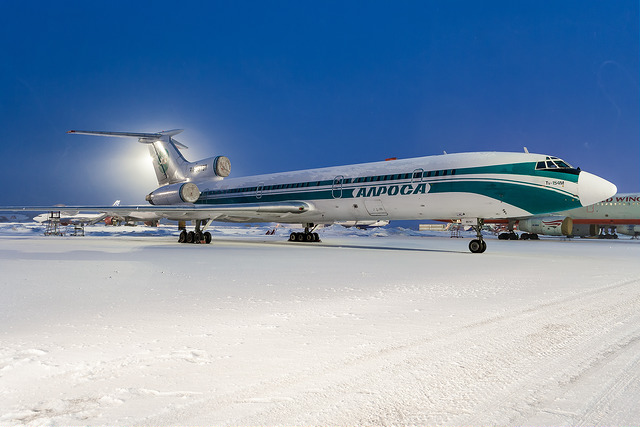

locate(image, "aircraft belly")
[[289, 192, 533, 222], [417, 193, 531, 220]]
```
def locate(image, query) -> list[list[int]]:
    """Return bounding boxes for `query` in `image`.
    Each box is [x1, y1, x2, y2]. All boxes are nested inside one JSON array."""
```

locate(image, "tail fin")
[[68, 129, 191, 186]]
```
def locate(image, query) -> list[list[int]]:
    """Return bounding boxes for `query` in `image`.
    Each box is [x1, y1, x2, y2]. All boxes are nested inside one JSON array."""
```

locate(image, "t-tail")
[[67, 130, 231, 186]]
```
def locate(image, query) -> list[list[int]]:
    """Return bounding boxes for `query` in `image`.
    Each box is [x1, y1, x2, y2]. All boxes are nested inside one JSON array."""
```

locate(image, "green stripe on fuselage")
[[195, 162, 582, 214], [427, 180, 581, 214]]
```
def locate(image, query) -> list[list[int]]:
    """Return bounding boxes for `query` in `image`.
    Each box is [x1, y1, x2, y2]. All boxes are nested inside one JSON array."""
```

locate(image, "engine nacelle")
[[616, 224, 640, 237], [188, 156, 231, 179], [146, 182, 201, 205], [518, 216, 573, 236]]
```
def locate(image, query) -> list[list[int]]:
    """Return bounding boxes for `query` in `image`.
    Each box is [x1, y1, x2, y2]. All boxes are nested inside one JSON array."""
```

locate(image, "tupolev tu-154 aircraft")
[[4, 129, 616, 253]]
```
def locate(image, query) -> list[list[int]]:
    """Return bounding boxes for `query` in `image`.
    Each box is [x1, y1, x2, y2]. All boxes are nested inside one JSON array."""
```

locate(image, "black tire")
[[289, 232, 297, 241], [469, 239, 483, 253], [186, 231, 195, 243], [481, 240, 487, 253], [204, 231, 212, 244], [313, 232, 320, 242], [178, 230, 187, 243], [305, 233, 313, 242], [296, 233, 304, 242]]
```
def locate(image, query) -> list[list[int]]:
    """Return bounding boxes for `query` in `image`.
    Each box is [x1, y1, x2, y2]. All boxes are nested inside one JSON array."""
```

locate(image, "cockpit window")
[[536, 156, 574, 171]]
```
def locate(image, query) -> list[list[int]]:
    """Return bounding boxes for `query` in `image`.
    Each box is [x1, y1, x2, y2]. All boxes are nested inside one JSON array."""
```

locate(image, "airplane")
[[32, 200, 121, 226], [33, 211, 108, 226], [516, 193, 640, 239], [2, 129, 616, 253], [0, 213, 30, 222]]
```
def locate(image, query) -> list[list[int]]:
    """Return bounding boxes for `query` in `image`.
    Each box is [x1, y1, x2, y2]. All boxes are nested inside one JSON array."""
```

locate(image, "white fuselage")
[[185, 152, 597, 224]]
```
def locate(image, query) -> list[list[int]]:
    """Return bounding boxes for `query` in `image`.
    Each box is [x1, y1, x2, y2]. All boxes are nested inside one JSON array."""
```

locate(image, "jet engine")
[[518, 216, 573, 236], [615, 225, 640, 237], [187, 156, 231, 179], [146, 182, 201, 205]]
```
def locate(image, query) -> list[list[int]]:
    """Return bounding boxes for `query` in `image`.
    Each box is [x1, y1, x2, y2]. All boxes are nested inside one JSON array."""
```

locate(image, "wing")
[[1, 201, 313, 224]]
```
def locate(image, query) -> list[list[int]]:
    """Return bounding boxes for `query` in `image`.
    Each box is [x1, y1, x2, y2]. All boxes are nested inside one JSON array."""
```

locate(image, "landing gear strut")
[[178, 219, 212, 244], [289, 223, 321, 243], [469, 218, 487, 253], [498, 219, 519, 240]]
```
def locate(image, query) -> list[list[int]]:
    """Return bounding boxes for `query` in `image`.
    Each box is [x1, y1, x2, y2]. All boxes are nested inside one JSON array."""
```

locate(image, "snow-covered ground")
[[1, 223, 640, 426]]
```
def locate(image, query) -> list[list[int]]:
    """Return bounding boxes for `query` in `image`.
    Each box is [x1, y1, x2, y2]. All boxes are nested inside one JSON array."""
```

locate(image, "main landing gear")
[[289, 223, 321, 243], [498, 219, 519, 240], [178, 220, 212, 244], [469, 218, 487, 253]]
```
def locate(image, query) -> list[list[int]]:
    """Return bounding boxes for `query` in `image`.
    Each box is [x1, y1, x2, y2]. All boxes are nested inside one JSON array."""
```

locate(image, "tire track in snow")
[[138, 276, 640, 425], [563, 333, 640, 426]]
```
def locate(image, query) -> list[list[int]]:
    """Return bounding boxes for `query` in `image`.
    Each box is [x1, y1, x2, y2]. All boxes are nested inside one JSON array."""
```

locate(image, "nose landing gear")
[[469, 218, 487, 253]]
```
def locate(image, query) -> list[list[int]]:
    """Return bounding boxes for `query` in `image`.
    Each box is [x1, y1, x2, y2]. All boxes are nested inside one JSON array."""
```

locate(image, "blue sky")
[[1, 1, 638, 205]]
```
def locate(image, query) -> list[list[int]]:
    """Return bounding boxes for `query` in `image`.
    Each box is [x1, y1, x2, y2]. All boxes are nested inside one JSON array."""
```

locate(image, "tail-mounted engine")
[[188, 156, 231, 179], [518, 216, 573, 236], [146, 182, 201, 205]]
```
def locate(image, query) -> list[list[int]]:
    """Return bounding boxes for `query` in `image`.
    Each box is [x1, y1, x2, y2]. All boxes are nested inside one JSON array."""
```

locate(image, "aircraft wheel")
[[204, 231, 212, 244], [313, 232, 320, 242], [186, 231, 195, 243], [481, 240, 487, 252], [296, 233, 304, 242], [520, 233, 530, 240], [289, 232, 297, 241], [305, 233, 313, 242], [469, 239, 484, 253], [178, 230, 187, 243]]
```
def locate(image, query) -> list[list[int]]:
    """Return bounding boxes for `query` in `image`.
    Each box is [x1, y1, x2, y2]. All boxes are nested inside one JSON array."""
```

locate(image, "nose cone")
[[578, 171, 617, 206]]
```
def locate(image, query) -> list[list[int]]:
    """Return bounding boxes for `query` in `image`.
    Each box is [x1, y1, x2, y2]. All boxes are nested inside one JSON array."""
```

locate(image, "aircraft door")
[[412, 168, 424, 183], [256, 183, 264, 199], [332, 175, 344, 199]]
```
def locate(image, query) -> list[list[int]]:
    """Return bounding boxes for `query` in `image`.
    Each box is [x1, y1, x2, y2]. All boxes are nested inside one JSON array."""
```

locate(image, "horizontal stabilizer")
[[67, 129, 188, 148]]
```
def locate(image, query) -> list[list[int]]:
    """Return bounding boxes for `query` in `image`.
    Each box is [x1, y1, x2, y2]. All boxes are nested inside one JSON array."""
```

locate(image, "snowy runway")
[[1, 225, 640, 425]]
